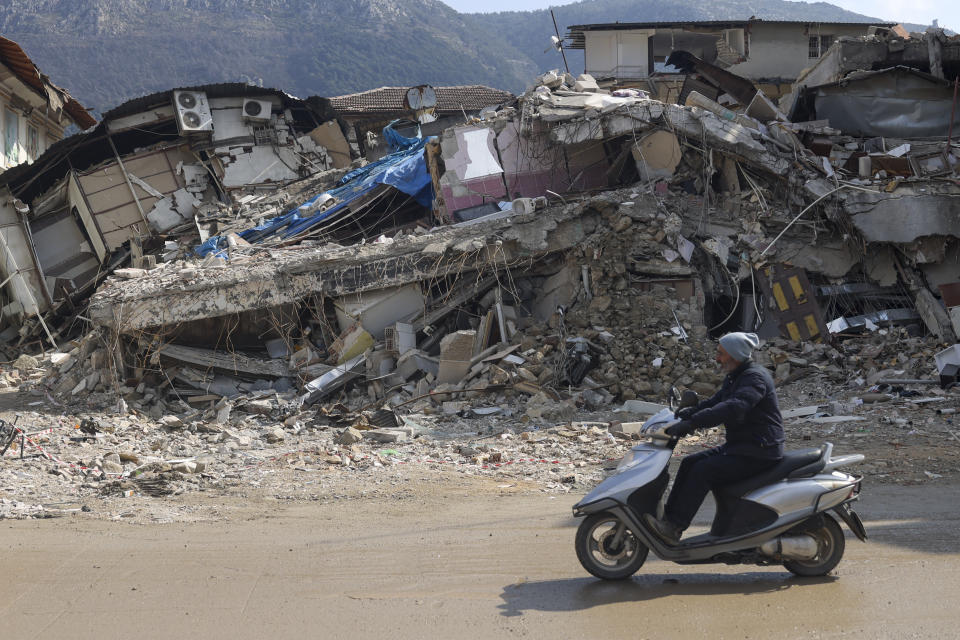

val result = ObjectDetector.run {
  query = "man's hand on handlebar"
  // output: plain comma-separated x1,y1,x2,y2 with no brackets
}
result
665,420,697,437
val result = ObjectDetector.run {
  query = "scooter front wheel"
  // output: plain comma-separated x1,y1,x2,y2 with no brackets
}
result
575,512,648,580
783,514,846,577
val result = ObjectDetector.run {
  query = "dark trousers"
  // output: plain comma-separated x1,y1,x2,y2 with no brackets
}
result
664,447,780,530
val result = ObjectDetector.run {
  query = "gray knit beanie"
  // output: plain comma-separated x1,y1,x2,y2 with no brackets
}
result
719,332,760,362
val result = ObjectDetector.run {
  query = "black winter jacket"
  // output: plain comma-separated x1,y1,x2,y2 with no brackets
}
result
689,360,785,459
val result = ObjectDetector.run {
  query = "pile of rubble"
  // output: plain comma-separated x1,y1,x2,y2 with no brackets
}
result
2,30,960,519
1,323,958,522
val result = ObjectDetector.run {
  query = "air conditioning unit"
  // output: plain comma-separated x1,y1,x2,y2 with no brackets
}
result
172,90,213,134
242,98,273,122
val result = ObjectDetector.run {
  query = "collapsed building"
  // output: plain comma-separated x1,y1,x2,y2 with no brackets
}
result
0,25,959,424
0,84,354,345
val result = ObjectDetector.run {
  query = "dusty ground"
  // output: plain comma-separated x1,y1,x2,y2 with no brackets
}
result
0,478,958,640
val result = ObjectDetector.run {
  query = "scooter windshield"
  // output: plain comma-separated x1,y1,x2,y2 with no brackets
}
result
642,408,676,432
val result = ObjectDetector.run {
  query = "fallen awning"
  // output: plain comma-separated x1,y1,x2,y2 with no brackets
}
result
801,66,960,138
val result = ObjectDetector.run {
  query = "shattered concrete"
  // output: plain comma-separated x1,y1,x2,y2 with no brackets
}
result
88,202,600,332
2,43,960,522
842,187,960,244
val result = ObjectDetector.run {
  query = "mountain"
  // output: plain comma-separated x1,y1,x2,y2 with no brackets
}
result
0,0,537,114
0,0,915,117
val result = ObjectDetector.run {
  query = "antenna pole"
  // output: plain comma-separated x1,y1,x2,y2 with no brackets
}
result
551,9,570,75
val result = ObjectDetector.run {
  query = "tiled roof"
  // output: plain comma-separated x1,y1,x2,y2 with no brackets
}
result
329,85,515,116
0,36,96,129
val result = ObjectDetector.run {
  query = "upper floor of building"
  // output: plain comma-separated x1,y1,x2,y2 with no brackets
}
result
566,19,895,84
0,35,95,171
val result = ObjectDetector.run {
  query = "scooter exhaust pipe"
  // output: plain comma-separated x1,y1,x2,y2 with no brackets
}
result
759,535,819,560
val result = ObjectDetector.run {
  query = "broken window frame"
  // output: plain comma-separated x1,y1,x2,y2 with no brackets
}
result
3,107,18,165
721,28,746,56
26,124,39,162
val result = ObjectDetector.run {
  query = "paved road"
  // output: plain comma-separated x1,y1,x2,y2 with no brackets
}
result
1,483,957,639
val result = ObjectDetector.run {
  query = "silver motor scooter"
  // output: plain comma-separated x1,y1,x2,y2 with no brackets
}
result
572,401,867,580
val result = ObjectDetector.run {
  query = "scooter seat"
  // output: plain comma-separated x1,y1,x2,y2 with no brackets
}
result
716,447,824,498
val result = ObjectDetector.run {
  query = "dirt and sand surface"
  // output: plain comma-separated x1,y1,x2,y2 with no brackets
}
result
1,467,958,640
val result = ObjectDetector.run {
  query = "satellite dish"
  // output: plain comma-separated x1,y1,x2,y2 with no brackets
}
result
404,85,437,111
421,86,437,109
544,35,563,53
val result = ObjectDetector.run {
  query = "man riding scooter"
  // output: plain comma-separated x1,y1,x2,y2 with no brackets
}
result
643,332,785,544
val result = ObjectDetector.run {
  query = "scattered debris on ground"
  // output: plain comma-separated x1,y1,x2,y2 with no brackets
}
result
2,26,960,521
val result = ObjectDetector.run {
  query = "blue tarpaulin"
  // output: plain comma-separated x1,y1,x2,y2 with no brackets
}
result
196,121,434,258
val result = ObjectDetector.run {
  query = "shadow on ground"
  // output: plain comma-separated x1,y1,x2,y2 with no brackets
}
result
498,572,835,616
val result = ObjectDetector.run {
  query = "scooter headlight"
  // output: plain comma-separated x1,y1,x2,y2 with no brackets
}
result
616,448,652,472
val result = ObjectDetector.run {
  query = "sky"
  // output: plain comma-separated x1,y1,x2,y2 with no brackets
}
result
441,0,957,32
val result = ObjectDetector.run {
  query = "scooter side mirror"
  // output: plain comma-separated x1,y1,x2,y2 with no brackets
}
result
679,390,699,408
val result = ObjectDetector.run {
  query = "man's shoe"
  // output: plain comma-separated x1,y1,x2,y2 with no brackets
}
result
643,513,681,544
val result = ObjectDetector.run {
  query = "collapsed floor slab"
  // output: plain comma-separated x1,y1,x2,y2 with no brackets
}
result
88,203,600,334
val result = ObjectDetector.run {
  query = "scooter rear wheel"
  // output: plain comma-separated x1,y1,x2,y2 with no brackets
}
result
783,514,846,577
575,512,648,580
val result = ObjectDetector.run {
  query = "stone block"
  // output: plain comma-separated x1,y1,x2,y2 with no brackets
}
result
336,427,364,445
439,330,476,362
262,427,285,443
610,421,646,436
574,74,600,92
365,429,408,443
437,359,471,385
244,399,274,416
